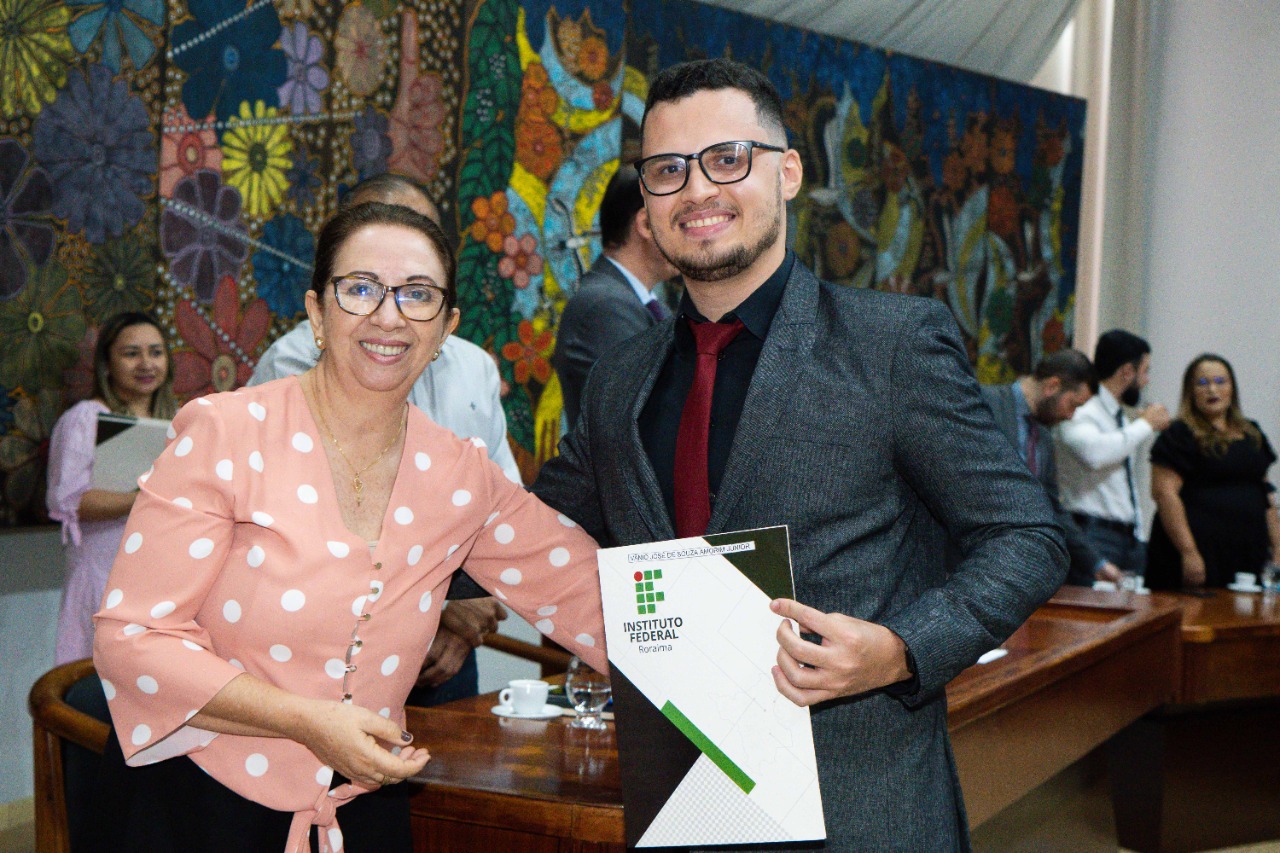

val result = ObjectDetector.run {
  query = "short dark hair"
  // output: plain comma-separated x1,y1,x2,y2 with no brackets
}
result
1093,329,1150,381
1033,348,1098,394
599,165,645,250
641,58,787,143
311,202,456,311
342,173,439,223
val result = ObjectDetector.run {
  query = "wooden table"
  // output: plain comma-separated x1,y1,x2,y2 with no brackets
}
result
1112,589,1280,853
405,589,1183,850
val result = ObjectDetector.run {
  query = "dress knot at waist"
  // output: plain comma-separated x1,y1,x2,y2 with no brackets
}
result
285,781,364,853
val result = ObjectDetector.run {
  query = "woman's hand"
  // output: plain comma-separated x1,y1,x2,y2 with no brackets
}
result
292,699,430,789
1181,551,1207,588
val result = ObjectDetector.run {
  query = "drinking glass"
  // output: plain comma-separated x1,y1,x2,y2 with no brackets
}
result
565,656,611,729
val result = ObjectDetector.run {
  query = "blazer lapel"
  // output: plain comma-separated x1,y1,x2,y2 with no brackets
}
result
708,265,819,533
614,324,676,541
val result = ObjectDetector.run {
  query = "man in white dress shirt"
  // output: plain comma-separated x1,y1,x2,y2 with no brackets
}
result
1056,330,1172,579
247,174,513,706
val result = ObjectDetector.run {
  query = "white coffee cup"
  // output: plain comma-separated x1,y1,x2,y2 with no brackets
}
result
499,679,549,715
1235,572,1258,588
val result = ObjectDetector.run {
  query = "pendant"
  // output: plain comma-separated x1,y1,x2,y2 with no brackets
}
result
353,473,364,506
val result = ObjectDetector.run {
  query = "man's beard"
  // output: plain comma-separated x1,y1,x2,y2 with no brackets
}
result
1120,379,1141,407
655,190,783,283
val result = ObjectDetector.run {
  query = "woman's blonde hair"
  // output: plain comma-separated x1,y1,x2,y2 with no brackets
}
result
94,312,178,419
1177,353,1259,456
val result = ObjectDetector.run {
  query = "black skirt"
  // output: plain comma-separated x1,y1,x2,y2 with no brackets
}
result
81,729,412,853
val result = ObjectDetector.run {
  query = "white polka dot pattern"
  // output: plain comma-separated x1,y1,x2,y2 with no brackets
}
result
494,524,514,544
251,512,274,528
166,423,177,440
229,659,245,670
380,655,399,676
470,437,487,448
174,497,193,509
137,675,158,694
327,828,343,851
394,507,413,525
535,619,554,635
485,512,500,526
215,460,234,481
223,600,242,623
270,644,292,662
537,605,557,616
324,659,345,679
122,623,145,636
549,547,570,567
150,601,175,619
245,753,268,777
281,590,306,612
418,591,432,612
101,679,116,700
351,595,367,617
316,765,333,787
131,725,151,746
451,489,471,506
182,640,203,651
576,634,596,647
327,541,349,558
174,436,194,457
297,484,319,504
248,402,266,421
124,532,142,553
368,580,383,602
249,451,264,472
499,568,522,586
189,538,215,559
407,545,423,566
246,546,265,568
446,544,459,557
291,432,313,452
139,468,152,484
557,513,577,527
414,452,430,470
105,589,123,609
378,707,391,718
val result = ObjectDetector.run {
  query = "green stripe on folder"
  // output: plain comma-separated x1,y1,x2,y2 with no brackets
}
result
660,701,756,794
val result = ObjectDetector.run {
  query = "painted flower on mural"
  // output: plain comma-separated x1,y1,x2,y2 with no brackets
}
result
501,320,553,386
990,122,1017,176
0,0,72,116
1041,313,1067,354
515,118,563,184
0,388,60,520
960,118,988,177
469,192,515,253
1036,127,1066,169
880,143,909,194
160,104,222,198
160,169,249,302
387,13,445,184
276,0,312,18
82,235,156,323
823,220,861,280
171,0,285,124
941,151,966,194
554,17,582,76
591,81,613,112
987,184,1019,239
361,0,396,19
278,20,328,116
576,36,608,82
497,234,542,291
0,137,55,300
0,259,86,390
32,63,154,244
62,326,97,405
66,0,163,73
221,99,292,219
173,274,269,397
286,147,321,209
351,107,392,180
334,3,387,98
519,63,558,119
253,214,312,319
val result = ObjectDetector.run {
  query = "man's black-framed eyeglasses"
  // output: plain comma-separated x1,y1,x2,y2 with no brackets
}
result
634,140,786,196
331,275,449,322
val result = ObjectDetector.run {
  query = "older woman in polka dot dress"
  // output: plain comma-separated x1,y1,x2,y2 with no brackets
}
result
90,203,607,853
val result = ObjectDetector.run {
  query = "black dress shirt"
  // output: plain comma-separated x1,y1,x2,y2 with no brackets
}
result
638,251,795,528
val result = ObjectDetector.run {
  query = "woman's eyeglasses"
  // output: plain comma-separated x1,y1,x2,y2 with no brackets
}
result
331,275,448,322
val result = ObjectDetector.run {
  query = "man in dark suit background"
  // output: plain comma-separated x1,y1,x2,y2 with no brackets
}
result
552,165,677,428
981,349,1115,586
533,58,1066,850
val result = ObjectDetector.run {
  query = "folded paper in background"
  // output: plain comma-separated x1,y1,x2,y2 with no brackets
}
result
597,525,825,847
92,414,171,492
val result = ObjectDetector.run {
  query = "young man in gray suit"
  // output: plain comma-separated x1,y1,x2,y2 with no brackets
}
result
981,349,1115,586
533,58,1066,850
552,164,677,428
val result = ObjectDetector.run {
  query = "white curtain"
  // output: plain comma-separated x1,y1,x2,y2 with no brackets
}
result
690,0,1081,83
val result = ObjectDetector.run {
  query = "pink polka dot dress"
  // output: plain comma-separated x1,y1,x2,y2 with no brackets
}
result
93,376,606,852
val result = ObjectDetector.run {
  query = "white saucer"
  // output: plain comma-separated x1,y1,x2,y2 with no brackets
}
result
491,704,561,720
1226,583,1263,593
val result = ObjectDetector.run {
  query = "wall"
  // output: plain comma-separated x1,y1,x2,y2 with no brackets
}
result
1137,0,1280,470
0,528,64,806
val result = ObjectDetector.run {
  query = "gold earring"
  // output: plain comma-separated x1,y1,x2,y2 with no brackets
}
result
315,337,325,350
432,350,441,361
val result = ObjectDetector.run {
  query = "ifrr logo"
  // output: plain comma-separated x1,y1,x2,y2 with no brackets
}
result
634,568,664,615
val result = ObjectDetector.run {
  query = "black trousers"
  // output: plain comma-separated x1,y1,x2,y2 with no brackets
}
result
81,730,411,853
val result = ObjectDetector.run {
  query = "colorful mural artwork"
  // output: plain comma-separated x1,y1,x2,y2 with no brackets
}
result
0,0,1084,524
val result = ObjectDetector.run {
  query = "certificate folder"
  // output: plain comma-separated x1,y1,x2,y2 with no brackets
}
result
92,413,171,491
598,526,825,847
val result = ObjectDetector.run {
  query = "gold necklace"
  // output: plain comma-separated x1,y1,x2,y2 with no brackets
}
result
310,379,407,506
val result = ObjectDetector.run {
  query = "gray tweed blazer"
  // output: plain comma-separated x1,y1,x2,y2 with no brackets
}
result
533,260,1066,852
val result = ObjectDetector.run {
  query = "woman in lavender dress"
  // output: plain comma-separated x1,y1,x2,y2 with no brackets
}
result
47,312,178,663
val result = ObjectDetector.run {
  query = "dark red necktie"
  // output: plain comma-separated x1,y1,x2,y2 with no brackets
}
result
674,318,745,538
